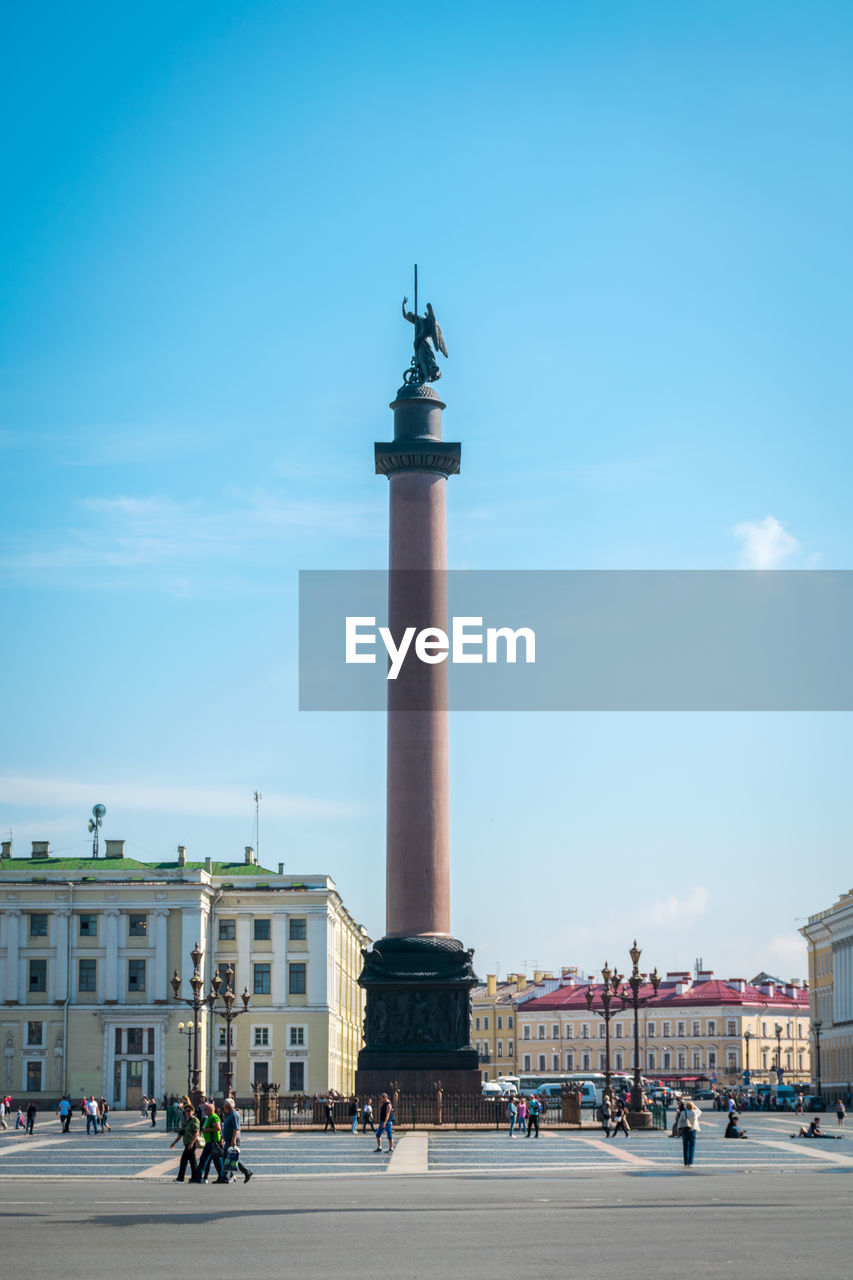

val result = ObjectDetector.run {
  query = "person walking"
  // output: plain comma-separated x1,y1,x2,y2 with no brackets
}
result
361,1098,374,1133
170,1101,202,1182
676,1098,701,1168
507,1095,518,1137
98,1097,111,1133
25,1101,37,1134
349,1098,359,1134
374,1093,393,1152
600,1095,613,1139
221,1098,253,1183
612,1101,631,1138
517,1096,528,1136
197,1102,225,1183
149,1096,158,1127
85,1096,99,1134
836,1098,846,1127
57,1096,72,1132
0,1097,7,1130
324,1098,336,1132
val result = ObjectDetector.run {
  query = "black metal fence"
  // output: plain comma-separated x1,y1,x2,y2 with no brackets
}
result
245,1093,584,1129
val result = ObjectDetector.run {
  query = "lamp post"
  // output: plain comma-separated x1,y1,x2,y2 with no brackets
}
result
585,962,623,1096
774,1023,783,1082
620,940,660,1127
744,1028,752,1086
207,964,251,1100
171,940,205,1111
813,1020,822,1100
178,1020,198,1095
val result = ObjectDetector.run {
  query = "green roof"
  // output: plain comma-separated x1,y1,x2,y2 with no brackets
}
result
0,857,279,876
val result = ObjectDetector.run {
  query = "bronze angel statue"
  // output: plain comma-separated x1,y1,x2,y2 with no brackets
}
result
402,297,448,384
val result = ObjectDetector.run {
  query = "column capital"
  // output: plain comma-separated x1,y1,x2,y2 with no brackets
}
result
53,908,72,919
151,907,171,918
2,908,23,918
102,907,122,917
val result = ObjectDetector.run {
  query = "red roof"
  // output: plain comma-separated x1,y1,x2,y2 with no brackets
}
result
520,977,809,1013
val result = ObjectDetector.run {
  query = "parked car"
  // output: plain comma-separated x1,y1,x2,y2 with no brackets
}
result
694,1089,715,1100
804,1095,826,1111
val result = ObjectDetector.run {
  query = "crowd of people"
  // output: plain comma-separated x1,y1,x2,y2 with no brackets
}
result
169,1095,254,1184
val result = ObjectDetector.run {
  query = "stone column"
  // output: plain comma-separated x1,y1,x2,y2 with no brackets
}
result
2,910,22,1004
376,384,460,938
51,910,71,1003
307,911,328,1007
103,909,121,1003
152,909,170,1003
272,913,288,1004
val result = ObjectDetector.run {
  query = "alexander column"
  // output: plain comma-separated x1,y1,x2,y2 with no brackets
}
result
355,275,480,1094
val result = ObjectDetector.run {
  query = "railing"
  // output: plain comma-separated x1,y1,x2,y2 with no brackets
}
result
247,1092,587,1129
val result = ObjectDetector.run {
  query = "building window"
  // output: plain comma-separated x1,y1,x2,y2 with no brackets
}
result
647,1052,656,1070
289,1026,305,1046
289,918,307,941
677,1022,685,1037
693,1021,701,1036
663,1052,671,1069
26,1061,43,1092
127,959,146,992
253,964,271,995
79,914,98,937
582,1053,590,1070
218,919,236,940
127,1028,145,1053
289,1062,305,1092
507,1040,513,1057
252,1062,269,1087
647,1022,655,1037
523,1054,531,1071
677,1052,685,1069
497,1016,503,1030
662,1022,671,1037
566,1053,574,1070
614,1053,623,1070
762,1050,768,1069
538,1024,545,1039
614,1023,623,1039
484,1016,489,1030
537,1054,546,1071
565,1024,573,1039
708,1052,716,1069
581,1024,589,1039
29,913,48,937
28,959,47,992
497,1041,503,1058
598,1052,605,1070
727,1020,737,1036
254,1027,270,1046
598,1024,606,1039
522,1025,531,1040
707,1020,716,1036
693,1052,701,1069
475,1017,480,1031
507,1016,513,1029
78,959,96,992
728,1051,738,1070
761,1021,768,1037
26,1021,43,1046
254,918,271,941
552,1024,559,1039
128,914,148,938
218,1026,233,1047
288,964,306,995
552,1054,560,1070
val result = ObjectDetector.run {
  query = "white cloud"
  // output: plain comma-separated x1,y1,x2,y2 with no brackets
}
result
642,884,709,926
0,776,369,821
766,932,808,977
733,515,801,569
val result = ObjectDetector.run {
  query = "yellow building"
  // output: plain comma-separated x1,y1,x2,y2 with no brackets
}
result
800,887,853,1103
471,969,577,1081
0,838,369,1104
516,969,810,1090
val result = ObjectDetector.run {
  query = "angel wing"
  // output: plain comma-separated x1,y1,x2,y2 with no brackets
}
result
426,303,448,358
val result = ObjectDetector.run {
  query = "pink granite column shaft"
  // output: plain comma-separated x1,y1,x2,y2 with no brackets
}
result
385,471,451,937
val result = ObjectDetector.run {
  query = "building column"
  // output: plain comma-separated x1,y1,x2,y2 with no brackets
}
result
51,909,71,1004
103,909,121,1003
2,911,22,1004
272,913,288,1005
236,915,251,995
307,911,328,1007
152,909,170,1003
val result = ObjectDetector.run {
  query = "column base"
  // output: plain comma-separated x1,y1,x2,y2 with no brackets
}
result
628,1110,655,1129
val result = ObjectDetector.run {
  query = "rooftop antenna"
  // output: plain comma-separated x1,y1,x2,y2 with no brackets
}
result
87,804,106,858
253,791,262,859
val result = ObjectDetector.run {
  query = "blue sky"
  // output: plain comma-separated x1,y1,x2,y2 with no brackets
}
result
3,2,852,982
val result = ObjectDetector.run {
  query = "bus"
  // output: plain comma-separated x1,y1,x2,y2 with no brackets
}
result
518,1071,642,1108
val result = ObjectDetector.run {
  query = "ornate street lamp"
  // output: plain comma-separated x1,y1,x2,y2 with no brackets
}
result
813,1020,822,1099
178,1020,199,1095
207,964,251,1100
585,962,623,1095
171,940,205,1111
619,940,660,1127
744,1028,753,1085
774,1023,783,1081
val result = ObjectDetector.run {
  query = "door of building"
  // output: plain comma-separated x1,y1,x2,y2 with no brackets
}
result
126,1060,144,1111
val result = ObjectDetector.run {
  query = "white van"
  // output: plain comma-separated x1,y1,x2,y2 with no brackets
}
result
531,1080,600,1110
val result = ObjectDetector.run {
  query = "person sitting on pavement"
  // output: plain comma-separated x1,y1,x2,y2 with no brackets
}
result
725,1114,748,1138
796,1117,823,1138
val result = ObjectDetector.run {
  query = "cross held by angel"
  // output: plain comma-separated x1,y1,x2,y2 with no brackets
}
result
402,296,448,384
